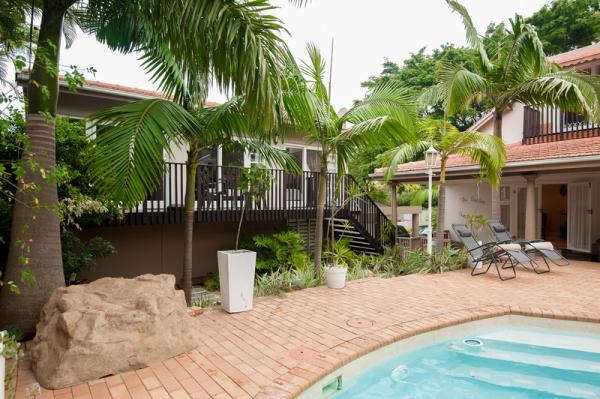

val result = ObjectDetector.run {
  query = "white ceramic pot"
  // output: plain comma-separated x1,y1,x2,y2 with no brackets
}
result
324,266,347,289
217,250,256,313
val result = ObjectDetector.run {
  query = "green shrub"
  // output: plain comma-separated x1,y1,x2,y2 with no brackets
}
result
243,230,311,272
62,230,116,283
254,267,325,297
323,237,355,268
203,277,220,292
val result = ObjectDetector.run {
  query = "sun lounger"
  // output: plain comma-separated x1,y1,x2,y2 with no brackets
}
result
488,220,569,269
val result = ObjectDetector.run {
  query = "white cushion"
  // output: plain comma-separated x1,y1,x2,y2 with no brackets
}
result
496,243,522,252
525,241,554,251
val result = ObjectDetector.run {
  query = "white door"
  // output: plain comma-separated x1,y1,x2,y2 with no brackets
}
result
567,182,592,252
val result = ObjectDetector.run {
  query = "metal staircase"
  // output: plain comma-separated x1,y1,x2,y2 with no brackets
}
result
327,218,380,255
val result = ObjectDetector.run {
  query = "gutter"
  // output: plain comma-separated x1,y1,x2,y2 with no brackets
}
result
15,72,161,101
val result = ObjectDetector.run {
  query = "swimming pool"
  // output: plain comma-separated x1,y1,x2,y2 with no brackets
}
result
300,316,600,399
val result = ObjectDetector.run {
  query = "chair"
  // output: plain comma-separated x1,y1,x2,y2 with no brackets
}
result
488,220,569,269
452,224,516,281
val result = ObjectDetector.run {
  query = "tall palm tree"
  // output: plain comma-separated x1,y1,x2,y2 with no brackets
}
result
382,119,506,252
0,0,291,337
285,43,418,268
435,0,600,219
89,97,299,304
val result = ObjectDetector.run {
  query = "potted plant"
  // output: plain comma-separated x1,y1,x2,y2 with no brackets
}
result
218,165,271,313
322,182,361,289
323,236,355,289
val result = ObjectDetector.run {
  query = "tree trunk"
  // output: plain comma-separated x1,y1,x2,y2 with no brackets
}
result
313,160,328,269
0,4,72,338
491,109,504,221
182,150,199,306
435,158,447,253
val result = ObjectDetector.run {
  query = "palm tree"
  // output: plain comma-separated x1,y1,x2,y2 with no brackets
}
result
0,0,291,337
285,43,418,268
435,0,600,218
89,98,299,304
382,119,506,252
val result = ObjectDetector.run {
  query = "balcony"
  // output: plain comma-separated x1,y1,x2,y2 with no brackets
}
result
523,105,600,144
114,163,394,251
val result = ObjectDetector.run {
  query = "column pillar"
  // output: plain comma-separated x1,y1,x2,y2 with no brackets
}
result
524,174,537,240
390,182,398,243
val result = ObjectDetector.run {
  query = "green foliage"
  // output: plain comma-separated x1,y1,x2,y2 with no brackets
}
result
526,0,600,55
324,237,355,268
253,243,468,298
356,245,467,277
361,45,489,131
398,184,439,208
61,230,116,283
243,230,311,272
254,267,325,297
202,277,220,292
463,213,489,241
438,1,600,128
1,329,20,399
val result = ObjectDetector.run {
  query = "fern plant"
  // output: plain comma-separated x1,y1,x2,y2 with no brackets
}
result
246,230,311,272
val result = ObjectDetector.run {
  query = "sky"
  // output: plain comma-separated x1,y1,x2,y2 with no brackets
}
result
55,0,549,109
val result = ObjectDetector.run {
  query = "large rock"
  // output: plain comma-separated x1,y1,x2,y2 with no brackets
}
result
30,274,202,389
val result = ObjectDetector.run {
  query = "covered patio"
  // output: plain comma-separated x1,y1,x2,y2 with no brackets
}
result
371,136,600,259
12,261,600,399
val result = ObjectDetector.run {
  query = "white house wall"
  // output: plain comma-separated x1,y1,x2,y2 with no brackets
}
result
476,104,525,144
445,180,493,241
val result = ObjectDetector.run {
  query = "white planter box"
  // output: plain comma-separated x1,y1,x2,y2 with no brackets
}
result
324,266,347,289
218,250,256,313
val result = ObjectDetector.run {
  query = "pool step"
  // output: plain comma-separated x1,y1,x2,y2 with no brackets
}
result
453,344,600,375
446,364,600,399
477,329,600,355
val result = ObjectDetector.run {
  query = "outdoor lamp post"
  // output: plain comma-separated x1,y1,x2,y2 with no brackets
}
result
425,144,438,255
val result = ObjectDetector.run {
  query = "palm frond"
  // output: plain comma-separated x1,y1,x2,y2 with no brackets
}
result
81,0,290,130
89,99,198,204
379,141,429,181
513,71,600,120
438,61,488,115
445,0,491,71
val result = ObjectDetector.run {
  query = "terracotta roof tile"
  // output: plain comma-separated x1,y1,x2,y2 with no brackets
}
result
19,70,221,105
58,76,220,106
549,43,600,67
374,136,600,175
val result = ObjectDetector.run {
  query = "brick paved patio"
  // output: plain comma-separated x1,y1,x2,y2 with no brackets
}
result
11,260,600,399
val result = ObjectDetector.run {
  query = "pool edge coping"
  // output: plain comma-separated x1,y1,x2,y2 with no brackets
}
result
258,305,600,398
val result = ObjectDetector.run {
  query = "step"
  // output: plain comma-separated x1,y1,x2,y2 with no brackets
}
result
454,343,600,375
446,364,600,398
333,228,361,236
478,329,600,355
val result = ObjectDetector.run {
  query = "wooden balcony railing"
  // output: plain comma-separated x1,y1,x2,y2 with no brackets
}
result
523,105,600,144
117,164,394,251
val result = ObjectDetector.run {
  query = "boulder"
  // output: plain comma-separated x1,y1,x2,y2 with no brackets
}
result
30,274,202,389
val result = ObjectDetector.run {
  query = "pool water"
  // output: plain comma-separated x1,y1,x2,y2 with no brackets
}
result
336,327,600,398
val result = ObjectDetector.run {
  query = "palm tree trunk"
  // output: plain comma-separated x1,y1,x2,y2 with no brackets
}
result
182,148,199,306
0,3,73,338
491,109,504,221
313,160,328,269
435,158,447,253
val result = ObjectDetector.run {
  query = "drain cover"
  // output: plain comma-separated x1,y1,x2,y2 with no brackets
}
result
346,317,375,328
